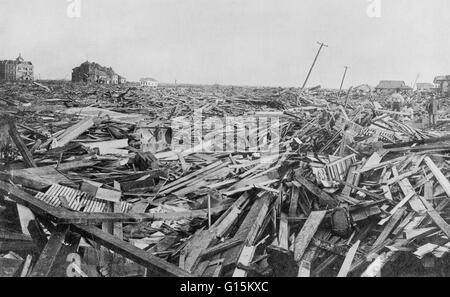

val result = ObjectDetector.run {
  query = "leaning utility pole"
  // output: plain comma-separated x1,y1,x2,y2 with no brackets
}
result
301,41,328,89
339,66,349,93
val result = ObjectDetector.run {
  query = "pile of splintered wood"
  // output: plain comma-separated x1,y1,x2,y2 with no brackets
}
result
1,81,450,277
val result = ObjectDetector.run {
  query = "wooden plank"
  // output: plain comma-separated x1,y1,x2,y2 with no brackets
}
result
393,167,426,213
0,241,37,253
182,229,217,272
95,187,121,203
5,118,36,168
293,211,326,262
289,187,299,217
357,156,405,173
424,157,450,199
342,165,361,197
0,166,77,190
297,259,312,277
0,230,32,242
0,180,228,224
214,193,250,238
223,179,279,196
312,254,338,276
53,117,95,148
20,255,33,277
221,194,271,269
232,245,256,277
381,185,393,201
113,181,123,240
200,239,244,260
16,203,35,236
71,225,192,277
211,259,224,277
372,207,405,249
29,225,69,277
385,168,420,186
349,239,394,273
81,139,129,155
424,181,433,201
0,180,78,222
1,118,43,239
297,244,319,277
378,192,414,225
294,173,338,208
160,161,223,194
62,208,222,224
56,160,99,172
278,213,289,250
339,181,386,201
417,195,450,239
405,227,438,241
337,240,360,277
361,251,396,277
392,212,415,236
361,152,382,171
27,218,49,253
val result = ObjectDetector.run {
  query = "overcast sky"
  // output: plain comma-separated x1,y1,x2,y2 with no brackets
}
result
0,0,449,88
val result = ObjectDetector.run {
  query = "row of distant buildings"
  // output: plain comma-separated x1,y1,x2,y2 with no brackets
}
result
374,77,450,95
0,54,158,88
3,54,450,94
72,61,158,88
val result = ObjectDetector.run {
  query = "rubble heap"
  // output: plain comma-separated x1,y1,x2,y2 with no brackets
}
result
1,81,450,277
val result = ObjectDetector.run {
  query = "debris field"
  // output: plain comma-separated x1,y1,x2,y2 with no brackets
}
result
1,80,450,277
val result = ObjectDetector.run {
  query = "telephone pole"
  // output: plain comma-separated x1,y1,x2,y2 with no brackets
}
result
301,41,328,89
339,66,349,93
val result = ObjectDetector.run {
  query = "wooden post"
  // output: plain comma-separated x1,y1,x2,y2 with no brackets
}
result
339,66,349,94
301,42,328,89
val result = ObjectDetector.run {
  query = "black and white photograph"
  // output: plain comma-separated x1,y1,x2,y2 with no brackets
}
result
0,0,450,284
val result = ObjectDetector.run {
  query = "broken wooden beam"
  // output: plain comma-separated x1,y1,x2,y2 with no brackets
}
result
52,117,95,148
294,173,338,208
424,156,450,199
71,225,192,277
372,207,406,249
29,225,69,277
200,239,244,260
3,117,37,168
294,211,326,262
337,240,360,277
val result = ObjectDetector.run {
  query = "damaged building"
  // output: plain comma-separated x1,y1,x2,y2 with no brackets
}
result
72,61,126,84
434,75,450,96
0,54,34,81
416,82,435,93
375,80,412,94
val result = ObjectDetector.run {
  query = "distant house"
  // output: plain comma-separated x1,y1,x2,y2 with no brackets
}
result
0,54,34,81
118,75,127,84
140,78,158,88
416,82,435,92
72,61,126,85
375,80,412,94
434,75,450,95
